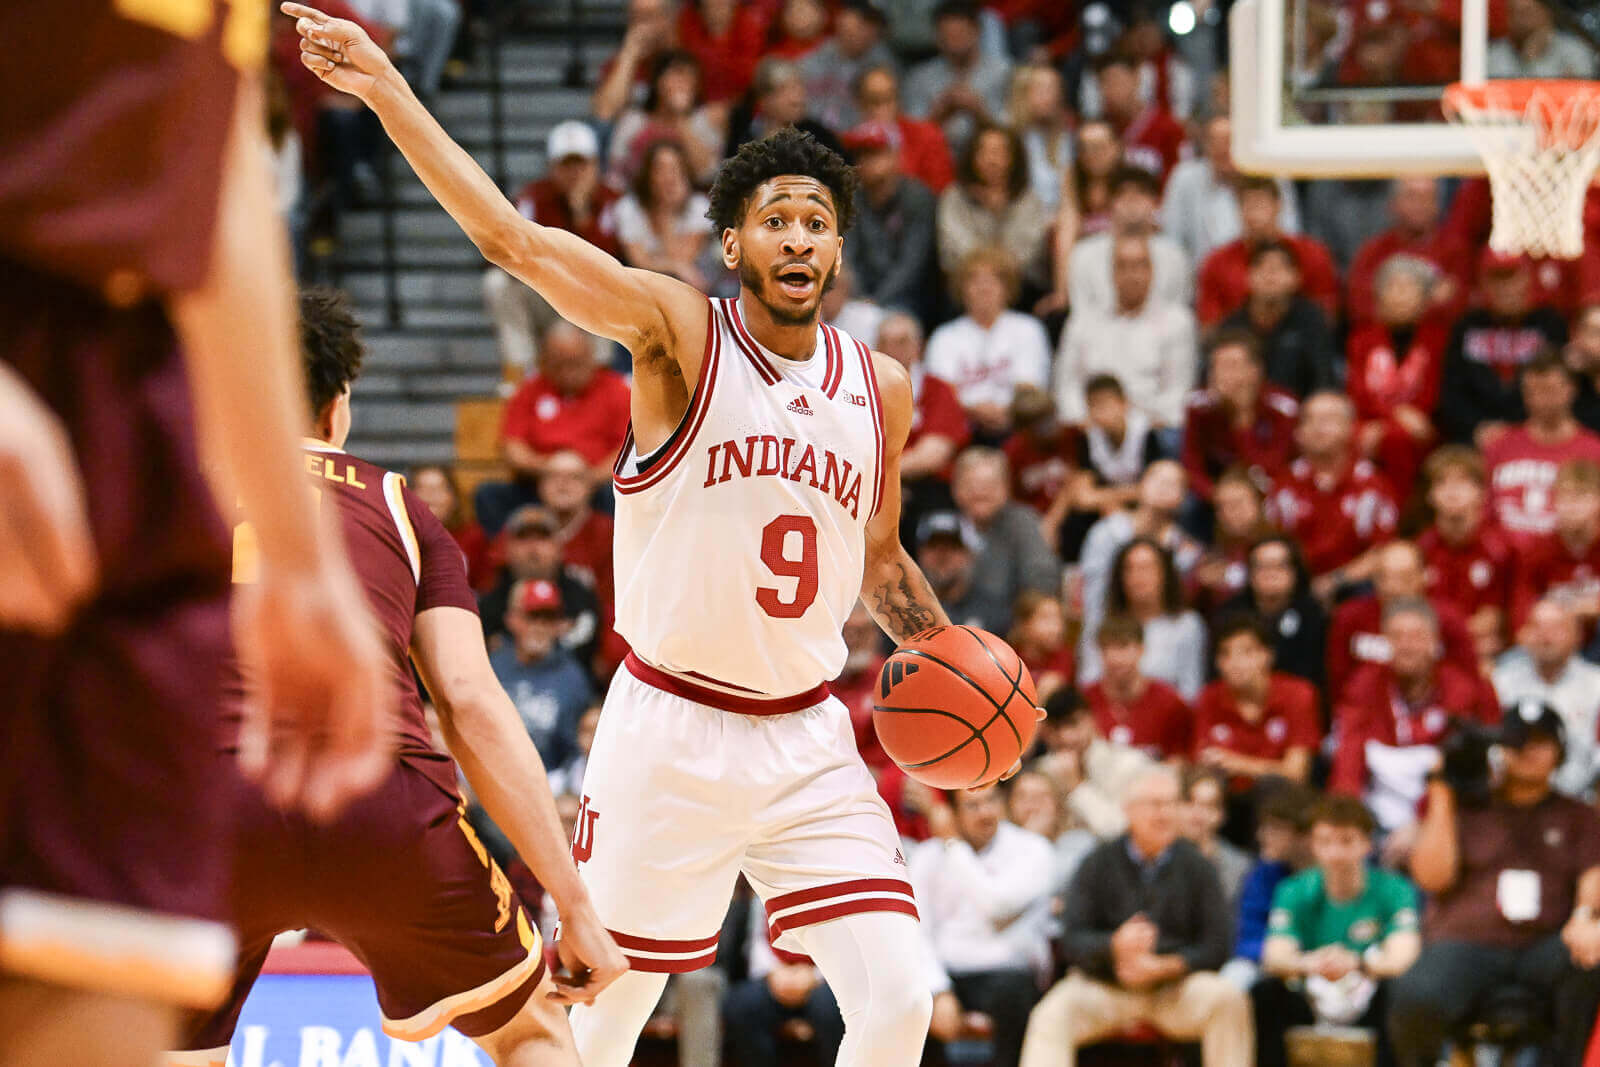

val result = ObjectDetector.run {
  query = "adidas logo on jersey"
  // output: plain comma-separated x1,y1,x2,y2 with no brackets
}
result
787,394,814,415
893,848,907,867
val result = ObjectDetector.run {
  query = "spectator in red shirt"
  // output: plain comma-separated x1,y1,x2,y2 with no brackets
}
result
1196,177,1341,328
1436,250,1570,446
1092,53,1186,186
1330,598,1500,842
879,310,970,543
1417,446,1518,660
1267,392,1401,592
1193,614,1320,843
474,320,632,536
483,122,621,377
675,0,772,104
1008,589,1074,704
409,463,495,594
1216,241,1340,401
1003,384,1081,553
1348,255,1449,500
1512,458,1600,635
1082,614,1194,762
763,0,830,60
852,64,956,194
1327,540,1481,700
1485,352,1600,540
1346,177,1466,327
534,449,624,677
1180,328,1300,503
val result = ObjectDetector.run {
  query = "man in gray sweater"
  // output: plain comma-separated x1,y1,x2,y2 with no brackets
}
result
1019,767,1253,1067
842,119,938,321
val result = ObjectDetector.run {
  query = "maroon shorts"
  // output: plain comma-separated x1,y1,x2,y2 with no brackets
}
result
183,753,545,1052
0,262,237,1008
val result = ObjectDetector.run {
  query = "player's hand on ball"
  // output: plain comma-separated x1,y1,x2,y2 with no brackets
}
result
549,900,627,1005
0,364,97,633
281,2,394,102
235,555,394,821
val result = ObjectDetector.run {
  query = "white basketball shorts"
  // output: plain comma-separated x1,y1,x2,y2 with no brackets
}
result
570,653,918,972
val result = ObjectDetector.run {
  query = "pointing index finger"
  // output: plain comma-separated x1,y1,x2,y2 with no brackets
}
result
280,2,326,21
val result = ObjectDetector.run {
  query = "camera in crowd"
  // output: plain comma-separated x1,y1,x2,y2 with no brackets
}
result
1432,702,1570,807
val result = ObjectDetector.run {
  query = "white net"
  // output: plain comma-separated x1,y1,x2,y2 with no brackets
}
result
1444,81,1600,259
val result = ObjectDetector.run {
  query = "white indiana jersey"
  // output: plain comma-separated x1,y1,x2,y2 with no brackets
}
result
612,295,887,697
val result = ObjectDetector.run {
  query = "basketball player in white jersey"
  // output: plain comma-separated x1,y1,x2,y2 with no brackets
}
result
285,7,1007,1063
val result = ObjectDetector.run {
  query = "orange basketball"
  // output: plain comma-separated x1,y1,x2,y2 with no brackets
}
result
872,625,1039,790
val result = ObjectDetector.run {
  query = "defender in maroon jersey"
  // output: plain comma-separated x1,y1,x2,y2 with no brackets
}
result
173,292,624,1067
0,4,389,1062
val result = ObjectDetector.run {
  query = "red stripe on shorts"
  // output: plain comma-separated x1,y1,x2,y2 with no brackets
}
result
768,897,920,938
608,930,721,953
624,949,720,973
764,878,916,918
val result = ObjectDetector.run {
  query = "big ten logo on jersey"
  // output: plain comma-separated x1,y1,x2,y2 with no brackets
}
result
840,389,869,408
114,0,267,70
571,794,600,864
701,434,863,519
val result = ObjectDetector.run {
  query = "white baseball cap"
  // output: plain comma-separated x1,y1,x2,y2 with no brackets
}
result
547,120,600,162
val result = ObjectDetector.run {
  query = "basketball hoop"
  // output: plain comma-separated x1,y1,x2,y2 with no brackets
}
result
1443,80,1600,259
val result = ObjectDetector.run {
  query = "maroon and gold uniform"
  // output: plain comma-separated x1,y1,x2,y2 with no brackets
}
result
181,445,546,1055
0,0,261,1008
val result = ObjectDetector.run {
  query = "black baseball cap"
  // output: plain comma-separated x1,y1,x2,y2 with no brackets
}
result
1500,699,1568,758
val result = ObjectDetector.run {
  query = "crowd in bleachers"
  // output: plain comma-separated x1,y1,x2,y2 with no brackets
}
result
365,0,1600,1063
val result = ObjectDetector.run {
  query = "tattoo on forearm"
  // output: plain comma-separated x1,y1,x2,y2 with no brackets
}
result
867,559,946,643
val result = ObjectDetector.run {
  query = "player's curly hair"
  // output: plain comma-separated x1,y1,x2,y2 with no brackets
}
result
299,286,365,418
706,126,858,235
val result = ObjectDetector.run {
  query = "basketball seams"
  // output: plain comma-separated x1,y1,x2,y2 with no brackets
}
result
955,626,1029,752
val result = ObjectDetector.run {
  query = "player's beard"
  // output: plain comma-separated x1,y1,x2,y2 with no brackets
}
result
740,257,838,327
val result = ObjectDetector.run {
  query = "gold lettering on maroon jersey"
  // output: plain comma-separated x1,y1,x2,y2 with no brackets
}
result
456,804,514,933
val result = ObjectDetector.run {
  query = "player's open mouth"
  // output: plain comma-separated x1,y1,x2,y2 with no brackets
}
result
775,266,815,299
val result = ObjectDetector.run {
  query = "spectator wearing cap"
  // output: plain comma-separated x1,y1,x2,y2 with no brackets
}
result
912,784,1056,1067
1389,700,1600,1067
1020,767,1250,1067
479,505,604,675
1181,330,1299,505
605,49,724,188
799,0,896,133
1055,233,1197,441
1034,688,1156,842
951,448,1060,635
1085,52,1187,186
1220,536,1328,690
1347,178,1466,328
843,119,938,319
1078,461,1203,671
1059,166,1192,318
1160,115,1301,267
915,510,1006,631
1483,353,1600,540
1437,249,1570,446
674,0,770,104
1255,796,1420,1067
1326,540,1480,704
1510,458,1600,637
852,64,955,193
1330,598,1501,842
1197,177,1340,329
489,577,595,770
724,55,846,160
878,312,970,541
1416,446,1517,651
937,122,1053,295
473,320,631,537
613,139,719,293
1495,598,1600,798
1488,0,1599,78
1267,392,1400,590
901,0,1012,156
1082,615,1194,765
1217,240,1340,401
924,249,1052,443
1347,255,1449,499
482,122,620,377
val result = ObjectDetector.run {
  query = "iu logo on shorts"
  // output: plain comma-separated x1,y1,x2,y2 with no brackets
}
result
571,794,600,864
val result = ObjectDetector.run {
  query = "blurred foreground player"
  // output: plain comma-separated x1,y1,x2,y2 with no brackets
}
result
169,291,624,1067
0,4,390,1063
278,5,1048,1065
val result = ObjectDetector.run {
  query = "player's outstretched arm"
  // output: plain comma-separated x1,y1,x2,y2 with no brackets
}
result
860,355,951,644
171,76,391,822
411,606,627,1004
281,3,706,359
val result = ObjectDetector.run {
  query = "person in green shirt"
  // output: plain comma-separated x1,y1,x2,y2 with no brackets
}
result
1254,794,1421,1067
